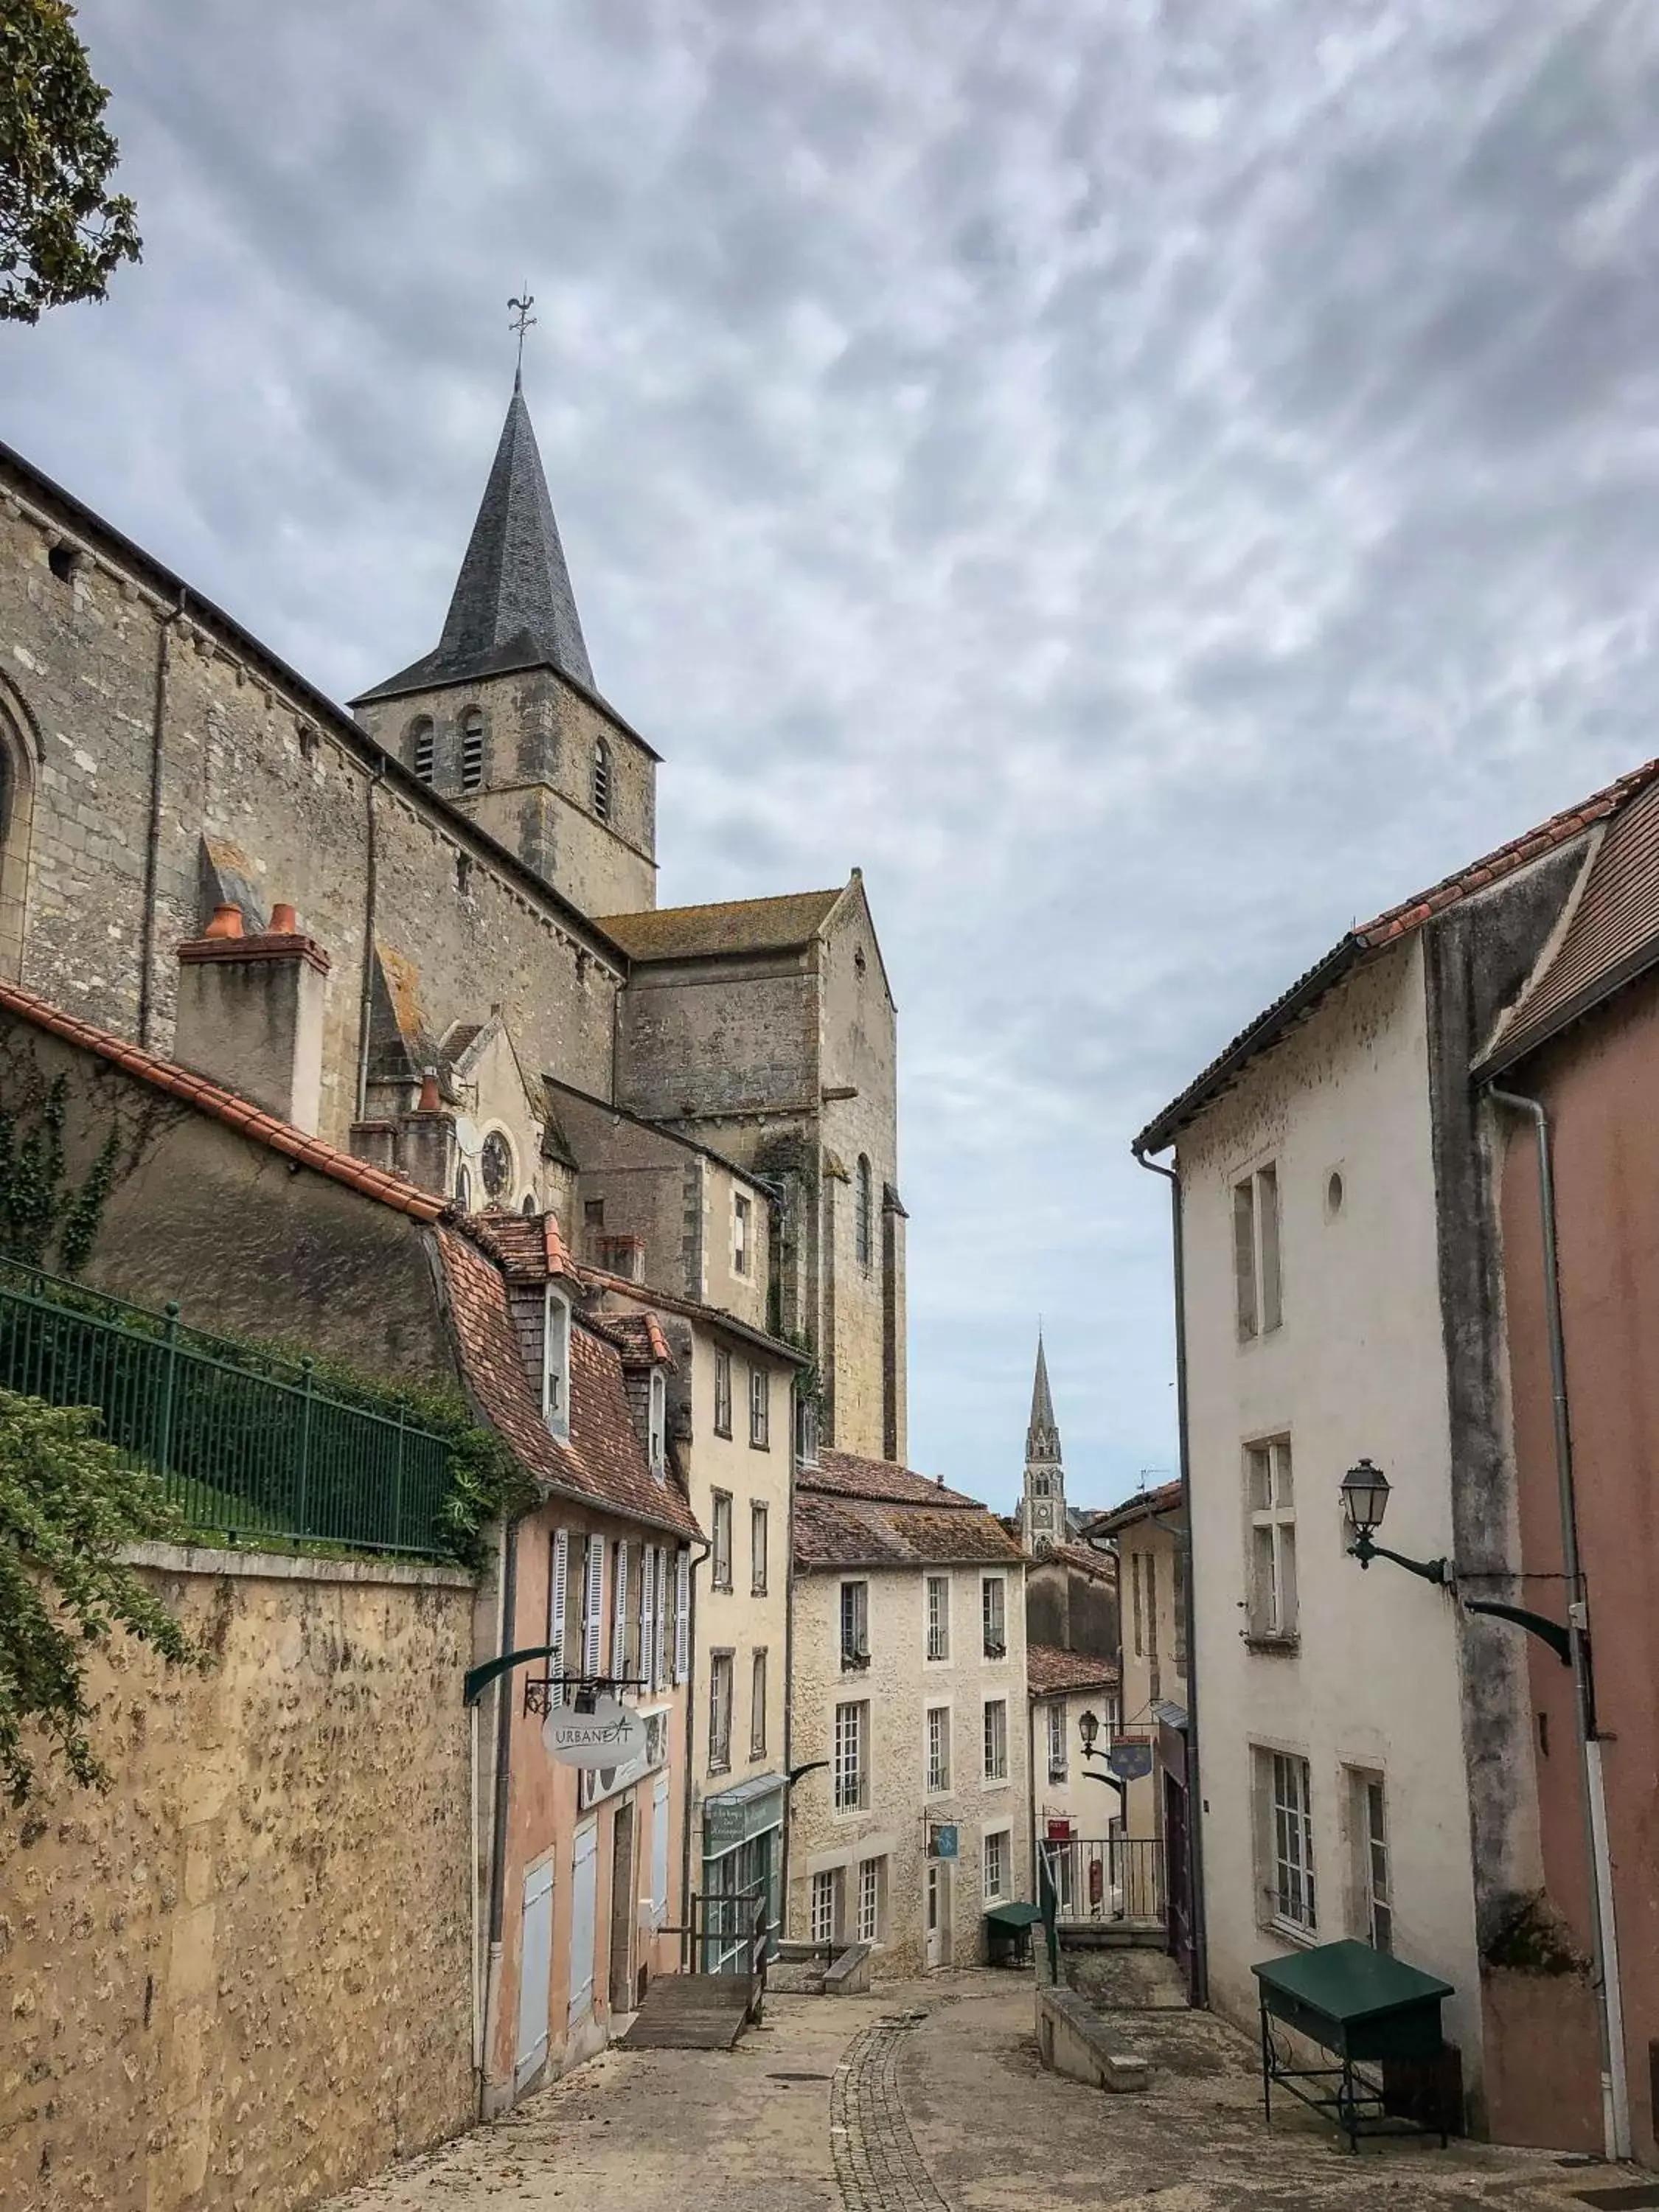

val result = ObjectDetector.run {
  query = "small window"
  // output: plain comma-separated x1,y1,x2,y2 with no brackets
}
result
542,1287,571,1439
840,1579,870,1669
480,1129,513,1202
748,1367,770,1450
709,1651,734,1773
585,1197,605,1226
794,1391,819,1470
925,1704,950,1794
714,1348,733,1437
751,1501,768,1595
750,1648,768,1759
733,1192,751,1277
982,1698,1009,1783
711,1491,733,1590
409,716,436,783
521,1192,538,1217
810,1867,841,1944
981,1574,1006,1659
1234,1162,1282,1338
1326,1169,1345,1218
1350,1770,1392,1954
455,1164,473,1210
1246,1436,1297,1641
592,736,612,821
858,1855,883,1944
460,707,484,792
833,1701,868,1812
47,541,80,583
854,945,867,979
1258,1747,1316,1935
925,1574,950,1662
455,850,473,899
1047,1702,1068,1782
855,1156,873,1273
648,1368,667,1480
983,1828,1009,1903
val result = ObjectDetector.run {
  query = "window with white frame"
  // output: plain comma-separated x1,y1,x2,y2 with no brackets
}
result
1234,1161,1282,1338
733,1192,751,1276
1130,1548,1145,1657
840,1579,870,1669
794,1390,819,1469
647,1368,667,1479
925,1704,950,1794
1349,1770,1392,1955
712,1491,733,1590
925,1573,950,1661
714,1347,733,1436
984,1827,1009,1902
748,1366,770,1449
982,1697,1009,1783
1246,1436,1297,1639
858,1856,883,1944
1256,1747,1316,1935
810,1868,841,1944
981,1574,1006,1658
834,1701,868,1812
709,1651,734,1773
751,1501,768,1595
542,1288,571,1439
750,1649,768,1759
1046,1702,1068,1782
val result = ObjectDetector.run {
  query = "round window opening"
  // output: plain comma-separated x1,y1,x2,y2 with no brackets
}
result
481,1130,514,1202
1326,1169,1345,1216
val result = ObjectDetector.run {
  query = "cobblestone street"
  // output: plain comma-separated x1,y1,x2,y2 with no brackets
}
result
319,1970,1627,2212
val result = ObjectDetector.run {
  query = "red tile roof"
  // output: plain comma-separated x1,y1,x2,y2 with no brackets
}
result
1084,1481,1183,1539
793,1489,1026,1571
803,1447,984,1511
1033,1540,1119,1588
1135,756,1659,1152
466,1208,581,1283
1026,1643,1119,1698
437,1228,700,1541
585,1271,808,1367
0,976,447,1220
603,1310,675,1371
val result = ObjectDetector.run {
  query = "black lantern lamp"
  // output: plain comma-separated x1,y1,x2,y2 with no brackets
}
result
1340,1458,1450,1585
1078,1708,1100,1756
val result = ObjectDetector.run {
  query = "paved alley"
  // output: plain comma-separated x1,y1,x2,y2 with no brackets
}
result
319,1970,1630,2212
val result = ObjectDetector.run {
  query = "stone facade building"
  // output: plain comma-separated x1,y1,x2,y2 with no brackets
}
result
787,1450,1029,1975
0,379,902,1461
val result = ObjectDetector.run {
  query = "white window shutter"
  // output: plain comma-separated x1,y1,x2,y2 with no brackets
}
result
653,1546,668,1691
675,1550,690,1683
611,1542,629,1677
583,1537,605,1677
637,1545,655,1689
549,1529,568,1707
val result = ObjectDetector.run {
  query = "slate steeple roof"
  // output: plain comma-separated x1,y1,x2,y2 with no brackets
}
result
355,375,594,704
1026,1333,1061,1464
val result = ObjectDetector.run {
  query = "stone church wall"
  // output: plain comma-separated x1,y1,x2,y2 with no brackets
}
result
0,470,621,1147
0,1547,478,2212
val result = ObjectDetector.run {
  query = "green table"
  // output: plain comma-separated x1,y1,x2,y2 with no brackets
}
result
1253,1941,1455,2153
984,1901,1043,1969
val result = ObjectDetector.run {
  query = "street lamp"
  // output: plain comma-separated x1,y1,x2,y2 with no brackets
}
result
1078,1708,1100,1756
1339,1458,1451,1585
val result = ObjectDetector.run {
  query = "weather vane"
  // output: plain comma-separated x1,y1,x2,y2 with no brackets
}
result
508,288,536,378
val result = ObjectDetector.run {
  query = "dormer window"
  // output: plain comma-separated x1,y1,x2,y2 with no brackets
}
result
648,1368,667,1480
592,737,612,821
460,708,484,793
543,1287,571,1440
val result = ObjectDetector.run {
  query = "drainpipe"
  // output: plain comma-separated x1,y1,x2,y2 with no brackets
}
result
479,1503,534,2117
136,587,187,1046
1488,1086,1630,2163
1131,1141,1208,2009
355,758,386,1124
678,1534,713,1965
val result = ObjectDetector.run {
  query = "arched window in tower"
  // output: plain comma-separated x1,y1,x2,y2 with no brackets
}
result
592,736,612,822
409,716,436,785
0,696,35,980
459,708,484,792
855,1155,874,1273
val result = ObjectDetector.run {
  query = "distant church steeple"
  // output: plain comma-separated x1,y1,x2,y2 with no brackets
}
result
357,377,594,703
1020,1332,1066,1553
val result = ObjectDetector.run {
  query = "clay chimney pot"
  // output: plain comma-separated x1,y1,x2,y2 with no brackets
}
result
417,1071,441,1114
203,902,244,940
269,902,299,935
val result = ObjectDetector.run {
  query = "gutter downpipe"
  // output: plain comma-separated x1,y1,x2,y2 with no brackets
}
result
1488,1086,1630,2164
137,587,187,1047
1132,1141,1208,2009
679,1533,713,1968
479,1503,534,2119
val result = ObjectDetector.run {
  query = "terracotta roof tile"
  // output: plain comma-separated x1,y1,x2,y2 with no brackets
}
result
1026,1643,1120,1697
0,977,447,1221
604,1311,675,1370
1033,1540,1119,1589
586,1271,807,1367
802,1446,984,1511
1083,1481,1184,1539
437,1228,700,1542
595,888,844,964
793,1471,1023,1571
465,1208,582,1284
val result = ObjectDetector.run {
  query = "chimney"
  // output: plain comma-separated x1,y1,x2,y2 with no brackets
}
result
174,901,330,1133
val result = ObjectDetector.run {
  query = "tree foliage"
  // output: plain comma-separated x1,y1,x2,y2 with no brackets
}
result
0,1389,201,1806
1,0,140,324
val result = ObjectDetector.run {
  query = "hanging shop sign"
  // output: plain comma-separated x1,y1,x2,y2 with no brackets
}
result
542,1696,649,1770
1106,1736,1155,1782
928,1823,959,1862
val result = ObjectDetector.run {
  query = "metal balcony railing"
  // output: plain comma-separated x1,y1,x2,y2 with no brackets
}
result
0,1257,454,1557
1038,1834,1165,1926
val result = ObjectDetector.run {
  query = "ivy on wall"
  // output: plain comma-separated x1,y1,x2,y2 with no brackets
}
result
0,1072,119,1276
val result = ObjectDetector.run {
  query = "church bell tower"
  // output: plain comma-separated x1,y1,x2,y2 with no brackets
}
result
1020,1333,1066,1553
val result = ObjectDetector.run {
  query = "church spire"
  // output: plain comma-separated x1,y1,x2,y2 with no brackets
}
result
355,378,594,703
1027,1332,1060,1463
1020,1331,1065,1553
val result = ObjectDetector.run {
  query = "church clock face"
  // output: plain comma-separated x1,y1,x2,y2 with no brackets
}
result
1033,1503,1052,1528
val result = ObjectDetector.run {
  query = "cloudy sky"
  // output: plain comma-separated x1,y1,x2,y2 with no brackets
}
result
8,1,1659,1510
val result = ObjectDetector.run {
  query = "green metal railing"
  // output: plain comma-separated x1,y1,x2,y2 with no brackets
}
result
0,1257,454,1557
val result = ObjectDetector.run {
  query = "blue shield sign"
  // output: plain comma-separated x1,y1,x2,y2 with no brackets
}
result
929,1823,959,1861
1107,1739,1155,1782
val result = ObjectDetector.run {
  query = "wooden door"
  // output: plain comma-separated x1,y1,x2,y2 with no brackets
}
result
568,1821,597,2023
515,1858,554,2089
